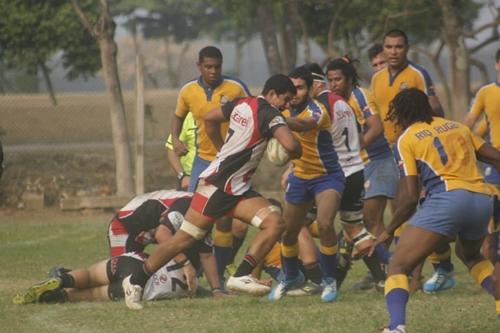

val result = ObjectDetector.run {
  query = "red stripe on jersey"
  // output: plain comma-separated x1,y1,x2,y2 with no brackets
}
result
247,97,262,147
327,92,343,119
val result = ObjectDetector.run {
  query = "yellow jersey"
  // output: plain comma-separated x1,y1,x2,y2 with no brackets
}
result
395,117,490,196
283,98,341,179
174,76,250,161
371,61,436,144
468,82,500,149
348,87,392,163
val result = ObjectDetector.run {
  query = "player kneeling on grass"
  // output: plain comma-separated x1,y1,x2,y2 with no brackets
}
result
121,74,301,309
368,88,500,333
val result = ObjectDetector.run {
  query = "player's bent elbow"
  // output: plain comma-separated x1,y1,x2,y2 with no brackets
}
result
287,141,302,160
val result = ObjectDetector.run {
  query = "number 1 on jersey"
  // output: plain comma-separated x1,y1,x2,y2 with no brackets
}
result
341,127,351,152
433,137,448,165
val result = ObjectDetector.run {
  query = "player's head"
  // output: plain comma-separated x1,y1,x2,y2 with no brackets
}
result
387,88,433,130
383,29,409,69
326,56,360,98
261,74,296,111
303,62,326,97
368,43,387,73
197,46,223,87
288,66,313,107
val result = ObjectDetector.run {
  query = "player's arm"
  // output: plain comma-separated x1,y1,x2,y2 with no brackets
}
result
476,144,500,172
286,117,317,131
154,224,191,264
385,175,419,234
361,114,383,148
204,107,226,152
171,115,188,156
429,95,444,117
464,89,484,129
166,135,189,190
273,126,302,160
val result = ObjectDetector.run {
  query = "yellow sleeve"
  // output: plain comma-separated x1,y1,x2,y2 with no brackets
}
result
469,89,485,118
396,135,417,176
174,89,189,118
470,130,486,151
474,117,488,138
364,89,379,116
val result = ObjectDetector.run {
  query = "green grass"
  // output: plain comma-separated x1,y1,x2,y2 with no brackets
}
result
0,211,498,333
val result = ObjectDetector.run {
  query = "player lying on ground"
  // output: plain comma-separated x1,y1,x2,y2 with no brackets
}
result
121,74,301,309
368,88,500,333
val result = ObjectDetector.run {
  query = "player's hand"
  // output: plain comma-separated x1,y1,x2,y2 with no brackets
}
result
173,138,189,156
180,176,190,191
368,230,391,257
183,263,197,295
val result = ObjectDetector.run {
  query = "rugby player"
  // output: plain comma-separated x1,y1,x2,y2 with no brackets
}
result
122,74,301,309
306,62,387,289
463,49,500,316
369,88,500,332
166,112,196,191
268,66,344,303
13,206,223,305
169,46,251,286
368,43,387,73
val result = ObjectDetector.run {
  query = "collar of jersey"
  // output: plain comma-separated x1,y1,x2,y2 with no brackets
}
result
197,76,224,100
388,61,409,86
290,98,312,116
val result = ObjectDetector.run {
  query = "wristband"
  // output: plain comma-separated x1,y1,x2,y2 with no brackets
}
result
177,172,185,180
183,260,191,267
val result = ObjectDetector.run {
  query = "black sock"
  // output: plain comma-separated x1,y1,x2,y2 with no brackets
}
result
362,255,386,282
129,264,151,287
303,263,322,285
231,236,245,262
60,273,75,288
234,254,257,277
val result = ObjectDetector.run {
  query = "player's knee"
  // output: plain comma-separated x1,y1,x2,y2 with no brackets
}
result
179,219,207,241
260,212,285,235
252,205,282,229
316,219,334,235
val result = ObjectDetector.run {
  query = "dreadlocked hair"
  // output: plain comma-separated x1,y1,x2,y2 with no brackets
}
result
386,88,433,130
326,55,361,88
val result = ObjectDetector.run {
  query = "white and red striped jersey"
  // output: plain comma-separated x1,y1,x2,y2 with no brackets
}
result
317,90,364,177
200,96,287,195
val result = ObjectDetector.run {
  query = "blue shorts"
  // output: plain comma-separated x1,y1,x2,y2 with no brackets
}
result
285,171,345,204
409,190,492,240
363,156,399,199
188,156,211,192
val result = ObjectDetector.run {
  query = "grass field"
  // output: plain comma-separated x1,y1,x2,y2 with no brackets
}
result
1,210,499,333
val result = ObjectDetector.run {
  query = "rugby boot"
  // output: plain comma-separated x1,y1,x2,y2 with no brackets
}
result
13,278,62,304
320,277,338,302
268,271,305,301
226,274,271,296
122,275,144,310
423,267,455,294
380,325,406,333
286,280,322,296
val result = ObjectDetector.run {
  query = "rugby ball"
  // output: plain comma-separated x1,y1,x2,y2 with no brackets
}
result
267,138,290,166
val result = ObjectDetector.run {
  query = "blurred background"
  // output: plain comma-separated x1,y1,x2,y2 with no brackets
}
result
0,0,498,209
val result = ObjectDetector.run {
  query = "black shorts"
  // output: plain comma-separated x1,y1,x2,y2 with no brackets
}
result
106,253,146,300
191,183,261,220
339,170,364,213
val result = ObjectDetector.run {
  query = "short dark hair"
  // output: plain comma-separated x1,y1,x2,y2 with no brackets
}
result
198,46,223,63
387,88,433,130
384,29,409,45
303,63,325,81
261,74,297,95
368,43,384,61
326,56,360,88
496,49,500,63
288,66,314,88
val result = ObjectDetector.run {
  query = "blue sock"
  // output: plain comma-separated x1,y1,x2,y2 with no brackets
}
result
481,276,494,296
386,288,409,329
281,255,299,280
319,246,337,280
437,258,454,273
375,244,391,264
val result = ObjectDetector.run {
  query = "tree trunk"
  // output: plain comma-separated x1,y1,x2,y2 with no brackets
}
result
438,0,470,119
163,37,177,88
175,41,190,87
256,2,282,75
288,0,310,63
279,2,297,72
38,61,57,106
98,30,134,196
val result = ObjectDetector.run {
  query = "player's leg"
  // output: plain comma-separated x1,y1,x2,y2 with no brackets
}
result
456,236,494,295
492,231,500,317
423,241,456,293
363,196,387,237
315,188,342,302
384,225,445,331
213,216,233,286
228,218,249,274
226,195,285,295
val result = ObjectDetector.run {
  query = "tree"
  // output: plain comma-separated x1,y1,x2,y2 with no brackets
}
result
0,1,100,105
71,0,134,197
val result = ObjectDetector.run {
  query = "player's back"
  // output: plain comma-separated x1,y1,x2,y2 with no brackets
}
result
396,117,488,195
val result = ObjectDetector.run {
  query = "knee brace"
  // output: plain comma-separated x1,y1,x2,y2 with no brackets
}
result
351,227,375,258
251,205,281,228
179,220,207,240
